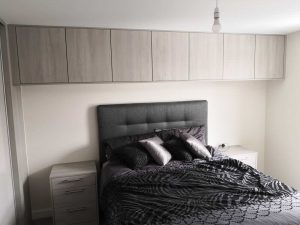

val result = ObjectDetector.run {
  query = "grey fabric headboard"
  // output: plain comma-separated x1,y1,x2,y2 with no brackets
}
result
97,100,208,166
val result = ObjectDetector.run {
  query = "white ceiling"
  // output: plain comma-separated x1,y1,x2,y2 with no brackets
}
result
1,0,300,34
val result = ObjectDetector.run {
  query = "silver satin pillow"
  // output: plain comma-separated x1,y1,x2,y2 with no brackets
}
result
180,132,212,159
139,136,172,166
139,136,164,145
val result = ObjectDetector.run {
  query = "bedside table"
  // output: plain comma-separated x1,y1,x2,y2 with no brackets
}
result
222,145,258,169
50,161,99,225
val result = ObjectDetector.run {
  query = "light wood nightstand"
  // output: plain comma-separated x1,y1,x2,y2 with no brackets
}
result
222,145,258,169
50,161,99,225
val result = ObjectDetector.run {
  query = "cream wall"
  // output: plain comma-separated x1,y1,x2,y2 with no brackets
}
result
22,81,267,212
265,32,300,190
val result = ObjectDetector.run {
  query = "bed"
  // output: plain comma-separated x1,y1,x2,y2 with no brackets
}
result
97,101,300,225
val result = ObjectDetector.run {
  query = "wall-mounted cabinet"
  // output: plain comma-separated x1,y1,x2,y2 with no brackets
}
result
189,33,223,80
66,28,112,83
223,34,255,80
152,32,189,81
111,30,152,82
255,35,285,79
16,27,68,84
8,25,286,85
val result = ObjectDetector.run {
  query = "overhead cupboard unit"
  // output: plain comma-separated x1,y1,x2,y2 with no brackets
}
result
7,25,286,85
111,30,152,82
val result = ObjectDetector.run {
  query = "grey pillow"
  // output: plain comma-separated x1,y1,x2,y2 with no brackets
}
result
180,132,212,160
139,136,171,166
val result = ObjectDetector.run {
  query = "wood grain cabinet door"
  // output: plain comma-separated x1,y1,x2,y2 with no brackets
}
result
66,28,112,82
255,35,285,79
223,34,255,80
189,33,223,80
152,32,189,81
111,30,152,82
16,26,68,84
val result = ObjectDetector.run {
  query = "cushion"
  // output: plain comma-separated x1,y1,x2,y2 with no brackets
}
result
179,132,212,160
155,126,206,145
163,138,193,161
139,136,164,145
113,143,151,169
139,136,172,166
104,132,156,159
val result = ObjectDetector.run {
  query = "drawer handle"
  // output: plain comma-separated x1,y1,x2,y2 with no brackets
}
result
60,178,83,184
66,207,87,213
64,189,85,195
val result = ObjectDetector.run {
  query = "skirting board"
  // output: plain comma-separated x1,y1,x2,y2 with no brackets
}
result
32,208,52,220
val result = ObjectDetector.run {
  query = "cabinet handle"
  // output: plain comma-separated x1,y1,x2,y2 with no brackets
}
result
60,178,82,184
66,207,87,213
64,189,85,195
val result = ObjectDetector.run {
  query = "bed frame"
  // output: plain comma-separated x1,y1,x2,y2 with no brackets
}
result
97,100,208,167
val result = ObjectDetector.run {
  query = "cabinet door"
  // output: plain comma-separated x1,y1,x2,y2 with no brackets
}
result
111,30,152,82
66,28,112,82
152,32,189,81
190,33,223,80
255,35,285,79
223,34,255,80
16,26,68,84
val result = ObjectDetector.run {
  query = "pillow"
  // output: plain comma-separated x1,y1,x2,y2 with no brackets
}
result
155,126,206,145
179,132,212,160
139,136,163,145
104,132,156,159
139,136,172,166
113,143,151,169
163,138,193,161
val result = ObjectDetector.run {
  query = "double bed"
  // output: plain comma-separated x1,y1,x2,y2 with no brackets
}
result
97,101,300,225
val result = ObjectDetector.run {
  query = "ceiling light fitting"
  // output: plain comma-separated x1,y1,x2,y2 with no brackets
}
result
212,0,221,33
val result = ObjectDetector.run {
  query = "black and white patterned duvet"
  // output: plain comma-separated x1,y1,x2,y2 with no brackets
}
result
101,157,300,225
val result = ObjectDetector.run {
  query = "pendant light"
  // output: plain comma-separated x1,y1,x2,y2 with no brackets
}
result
212,0,221,33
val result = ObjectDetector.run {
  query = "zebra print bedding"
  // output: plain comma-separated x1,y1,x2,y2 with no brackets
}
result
101,156,300,225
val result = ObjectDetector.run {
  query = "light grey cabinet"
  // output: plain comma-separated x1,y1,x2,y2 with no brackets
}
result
16,26,68,84
223,145,258,169
189,33,223,80
66,28,112,82
255,35,285,79
152,31,189,81
223,34,255,80
111,30,152,82
50,161,99,225
9,25,286,84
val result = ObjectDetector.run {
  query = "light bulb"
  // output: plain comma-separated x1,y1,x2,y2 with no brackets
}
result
212,19,221,33
212,4,221,33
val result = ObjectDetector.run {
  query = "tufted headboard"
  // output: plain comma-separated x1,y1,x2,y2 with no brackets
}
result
97,100,208,166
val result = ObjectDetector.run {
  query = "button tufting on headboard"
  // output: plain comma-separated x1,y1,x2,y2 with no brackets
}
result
97,101,208,166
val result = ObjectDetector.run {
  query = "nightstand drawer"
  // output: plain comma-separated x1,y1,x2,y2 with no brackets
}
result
51,174,96,190
53,186,97,208
54,203,97,225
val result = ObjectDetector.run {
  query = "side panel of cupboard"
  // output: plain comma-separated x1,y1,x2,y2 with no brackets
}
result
189,33,223,80
223,34,255,80
16,26,68,84
255,35,285,79
152,32,189,81
66,28,112,82
111,30,152,82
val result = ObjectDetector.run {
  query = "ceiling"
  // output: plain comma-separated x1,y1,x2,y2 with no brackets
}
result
0,0,300,34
